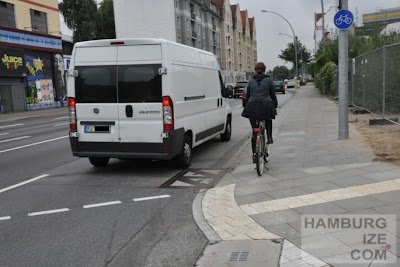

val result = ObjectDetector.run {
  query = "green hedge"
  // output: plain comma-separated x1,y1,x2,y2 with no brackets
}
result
315,62,337,96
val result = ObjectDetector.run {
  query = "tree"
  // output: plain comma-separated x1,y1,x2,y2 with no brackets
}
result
272,66,289,80
278,37,312,71
96,0,116,39
59,0,98,42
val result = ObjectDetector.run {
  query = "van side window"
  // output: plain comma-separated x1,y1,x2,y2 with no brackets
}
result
118,64,162,103
75,66,117,103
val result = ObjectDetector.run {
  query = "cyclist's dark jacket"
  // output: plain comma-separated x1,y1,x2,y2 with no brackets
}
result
241,74,278,120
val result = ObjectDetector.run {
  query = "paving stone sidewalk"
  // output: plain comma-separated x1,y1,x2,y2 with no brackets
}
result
0,107,68,122
197,84,400,267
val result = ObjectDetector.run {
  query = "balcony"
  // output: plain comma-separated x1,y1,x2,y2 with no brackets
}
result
191,12,196,21
212,24,216,31
192,31,197,39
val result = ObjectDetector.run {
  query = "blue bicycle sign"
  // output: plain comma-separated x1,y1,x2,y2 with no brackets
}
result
334,10,354,30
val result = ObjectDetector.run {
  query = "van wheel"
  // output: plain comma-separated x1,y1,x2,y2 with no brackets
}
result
176,135,192,168
89,157,109,167
220,117,232,141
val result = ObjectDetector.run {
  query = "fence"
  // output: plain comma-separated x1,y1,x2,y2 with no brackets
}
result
349,43,400,125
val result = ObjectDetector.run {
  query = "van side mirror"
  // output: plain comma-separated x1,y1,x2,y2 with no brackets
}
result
221,87,229,98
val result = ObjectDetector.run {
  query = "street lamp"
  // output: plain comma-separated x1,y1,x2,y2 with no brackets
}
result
261,10,298,77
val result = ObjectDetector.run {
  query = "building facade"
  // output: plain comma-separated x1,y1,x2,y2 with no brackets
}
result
114,0,222,63
0,0,64,113
211,0,233,72
314,6,339,52
363,7,400,28
175,0,222,61
241,10,252,77
249,17,257,75
231,4,243,74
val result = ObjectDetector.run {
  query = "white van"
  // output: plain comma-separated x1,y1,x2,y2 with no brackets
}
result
67,38,232,168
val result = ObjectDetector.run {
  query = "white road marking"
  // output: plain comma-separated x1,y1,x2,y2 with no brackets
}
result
237,105,242,108
0,174,49,194
0,216,11,221
0,133,10,136
240,178,400,215
28,208,69,217
0,136,68,154
170,180,194,187
54,122,68,127
133,195,171,202
53,116,68,120
0,136,31,144
0,123,23,129
83,201,122,209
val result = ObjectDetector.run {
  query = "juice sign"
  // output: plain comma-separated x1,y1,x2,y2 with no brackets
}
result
2,54,23,70
0,48,25,76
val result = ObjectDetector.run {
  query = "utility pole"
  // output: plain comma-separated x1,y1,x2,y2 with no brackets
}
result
338,0,349,139
321,0,325,43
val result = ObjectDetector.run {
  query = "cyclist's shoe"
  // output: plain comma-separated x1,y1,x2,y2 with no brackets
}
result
252,154,257,163
267,137,274,144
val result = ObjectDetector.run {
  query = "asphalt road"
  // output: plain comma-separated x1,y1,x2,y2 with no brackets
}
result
0,92,293,266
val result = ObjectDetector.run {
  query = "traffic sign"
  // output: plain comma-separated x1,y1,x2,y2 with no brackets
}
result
334,9,354,30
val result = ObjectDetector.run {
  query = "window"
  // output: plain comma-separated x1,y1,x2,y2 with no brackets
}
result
118,65,162,103
0,1,16,28
75,66,117,103
30,9,48,33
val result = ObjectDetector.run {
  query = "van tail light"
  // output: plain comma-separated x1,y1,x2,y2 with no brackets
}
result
241,91,246,98
68,97,77,131
162,96,174,131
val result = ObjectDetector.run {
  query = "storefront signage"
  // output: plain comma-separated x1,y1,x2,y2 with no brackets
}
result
24,51,54,104
0,47,25,76
0,29,62,51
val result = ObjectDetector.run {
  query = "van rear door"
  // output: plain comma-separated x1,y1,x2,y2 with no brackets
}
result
117,45,163,144
74,47,120,143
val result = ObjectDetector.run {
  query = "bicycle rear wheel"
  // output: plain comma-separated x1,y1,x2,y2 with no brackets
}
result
255,134,264,176
263,129,269,162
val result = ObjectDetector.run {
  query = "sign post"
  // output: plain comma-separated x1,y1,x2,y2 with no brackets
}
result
334,0,353,140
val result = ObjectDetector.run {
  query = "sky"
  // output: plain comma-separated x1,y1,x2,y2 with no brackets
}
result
58,0,400,70
231,0,400,70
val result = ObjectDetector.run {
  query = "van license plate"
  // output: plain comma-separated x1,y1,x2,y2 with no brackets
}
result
84,125,111,133
84,125,96,133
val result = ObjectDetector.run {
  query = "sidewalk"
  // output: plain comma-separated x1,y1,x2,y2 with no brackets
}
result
196,84,400,266
0,107,68,122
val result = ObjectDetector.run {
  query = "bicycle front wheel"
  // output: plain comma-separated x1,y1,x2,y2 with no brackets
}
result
255,134,264,176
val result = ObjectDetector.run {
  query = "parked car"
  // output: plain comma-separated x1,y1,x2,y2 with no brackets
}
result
233,80,248,98
225,83,234,98
241,86,248,107
287,79,295,88
274,80,285,94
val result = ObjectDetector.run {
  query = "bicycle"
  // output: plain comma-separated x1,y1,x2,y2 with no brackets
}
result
335,14,353,26
253,119,270,176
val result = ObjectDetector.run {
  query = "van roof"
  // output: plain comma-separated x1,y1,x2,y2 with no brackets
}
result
74,38,215,56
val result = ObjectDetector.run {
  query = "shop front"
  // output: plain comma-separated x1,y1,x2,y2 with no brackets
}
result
0,26,63,113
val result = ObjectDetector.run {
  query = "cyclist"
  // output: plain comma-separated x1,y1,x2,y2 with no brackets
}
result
241,62,278,163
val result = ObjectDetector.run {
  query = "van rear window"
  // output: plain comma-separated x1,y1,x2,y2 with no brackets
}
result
75,66,117,103
118,64,162,103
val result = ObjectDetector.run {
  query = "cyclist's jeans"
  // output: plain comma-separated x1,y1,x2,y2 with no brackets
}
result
249,118,273,154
